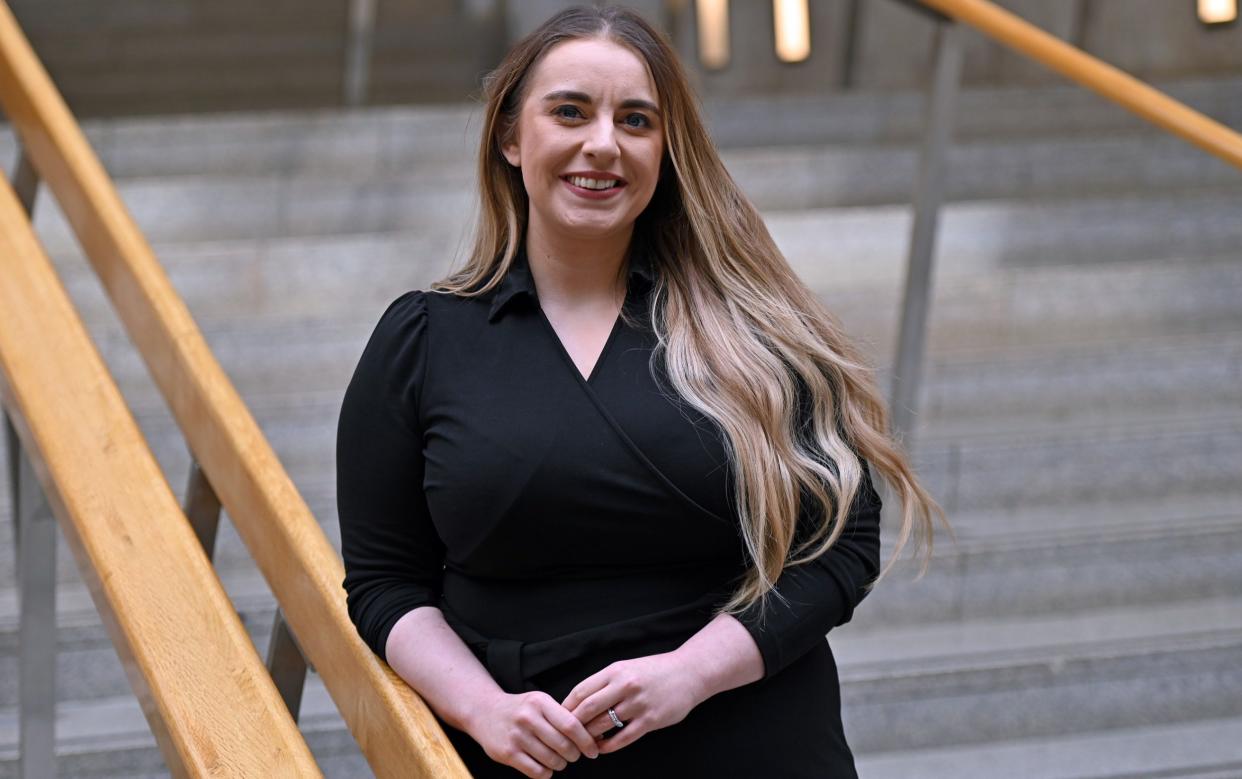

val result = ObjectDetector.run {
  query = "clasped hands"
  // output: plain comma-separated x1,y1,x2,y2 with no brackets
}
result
473,650,706,778
564,649,704,754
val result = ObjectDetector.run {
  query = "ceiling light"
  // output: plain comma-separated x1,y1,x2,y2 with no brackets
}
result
774,0,811,63
697,0,730,69
1198,0,1237,24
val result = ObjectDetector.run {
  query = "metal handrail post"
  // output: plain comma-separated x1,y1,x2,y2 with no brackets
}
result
183,457,222,559
4,412,16,537
16,442,57,779
889,17,965,447
344,0,377,107
182,456,312,719
267,608,311,722
7,140,55,779
13,147,39,214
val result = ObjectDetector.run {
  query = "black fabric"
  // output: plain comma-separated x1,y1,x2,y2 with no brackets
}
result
336,243,882,776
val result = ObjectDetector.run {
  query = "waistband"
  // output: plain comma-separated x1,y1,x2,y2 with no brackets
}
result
439,581,730,694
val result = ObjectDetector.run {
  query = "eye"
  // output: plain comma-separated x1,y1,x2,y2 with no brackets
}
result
553,104,585,120
623,113,652,129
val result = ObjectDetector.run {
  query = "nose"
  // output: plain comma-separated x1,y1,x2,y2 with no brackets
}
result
582,115,620,160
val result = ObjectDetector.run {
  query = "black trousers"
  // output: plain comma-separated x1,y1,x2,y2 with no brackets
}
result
436,640,858,778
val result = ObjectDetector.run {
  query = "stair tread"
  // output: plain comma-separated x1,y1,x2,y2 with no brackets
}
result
854,714,1242,779
838,595,1242,675
0,674,343,757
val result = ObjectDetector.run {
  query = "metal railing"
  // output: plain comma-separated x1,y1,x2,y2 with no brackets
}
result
888,0,1242,446
6,146,55,779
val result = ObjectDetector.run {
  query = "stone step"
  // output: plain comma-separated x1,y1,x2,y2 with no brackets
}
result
37,193,1242,344
867,510,1242,625
853,714,1242,779
911,413,1241,514
5,510,1237,706
1,587,1236,773
768,190,1242,291
2,356,1238,575
94,401,1240,516
17,360,1224,528
4,486,1237,639
912,330,1242,437
0,586,309,708
5,75,1240,179
709,77,1242,149
839,593,1242,674
842,625,1242,754
16,159,1242,258
67,313,1242,444
727,131,1242,210
10,117,1238,211
0,676,365,778
837,592,1242,753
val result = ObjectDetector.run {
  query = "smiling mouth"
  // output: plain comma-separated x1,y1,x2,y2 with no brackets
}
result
561,175,626,191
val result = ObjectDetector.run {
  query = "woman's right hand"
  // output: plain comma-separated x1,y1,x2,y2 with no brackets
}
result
468,690,601,778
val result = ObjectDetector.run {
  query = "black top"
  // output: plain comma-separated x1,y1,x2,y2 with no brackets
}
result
335,244,883,697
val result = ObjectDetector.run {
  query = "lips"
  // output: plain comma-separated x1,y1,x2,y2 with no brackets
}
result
558,173,625,200
560,173,627,187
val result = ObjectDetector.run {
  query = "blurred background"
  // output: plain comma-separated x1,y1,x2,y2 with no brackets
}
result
1,1,1240,777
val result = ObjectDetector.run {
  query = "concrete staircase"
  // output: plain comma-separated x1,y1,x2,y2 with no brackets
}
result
2,73,1241,777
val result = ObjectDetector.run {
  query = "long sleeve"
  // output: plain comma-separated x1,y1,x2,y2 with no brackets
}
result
733,458,883,680
336,290,445,663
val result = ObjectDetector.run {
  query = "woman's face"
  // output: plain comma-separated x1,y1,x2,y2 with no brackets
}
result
501,37,665,247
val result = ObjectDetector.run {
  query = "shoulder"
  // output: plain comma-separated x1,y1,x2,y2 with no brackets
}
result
376,288,428,327
364,287,492,358
384,285,498,341
359,290,428,361
377,286,491,322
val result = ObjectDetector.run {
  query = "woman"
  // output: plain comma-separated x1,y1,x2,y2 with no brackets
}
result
337,5,946,777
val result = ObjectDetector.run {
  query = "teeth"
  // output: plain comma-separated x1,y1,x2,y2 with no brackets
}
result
568,176,619,190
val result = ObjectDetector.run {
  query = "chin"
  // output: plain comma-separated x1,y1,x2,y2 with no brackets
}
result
557,217,630,236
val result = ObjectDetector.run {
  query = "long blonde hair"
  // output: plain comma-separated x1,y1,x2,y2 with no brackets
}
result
433,5,950,622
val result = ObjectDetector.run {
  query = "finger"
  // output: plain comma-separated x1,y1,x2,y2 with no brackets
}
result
562,672,610,711
511,751,554,779
574,686,627,727
588,699,633,740
529,712,583,765
544,703,601,759
598,716,648,754
517,729,571,773
588,713,620,739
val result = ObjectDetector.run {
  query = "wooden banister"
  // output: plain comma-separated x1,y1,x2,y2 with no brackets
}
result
916,0,1242,171
0,174,322,777
0,2,470,776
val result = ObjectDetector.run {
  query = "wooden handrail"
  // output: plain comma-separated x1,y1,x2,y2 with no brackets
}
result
916,0,1242,171
0,3,470,776
0,176,322,776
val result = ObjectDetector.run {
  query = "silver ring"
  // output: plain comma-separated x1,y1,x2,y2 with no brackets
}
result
607,707,625,729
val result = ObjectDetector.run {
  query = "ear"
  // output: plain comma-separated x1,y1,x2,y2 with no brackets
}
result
501,133,520,168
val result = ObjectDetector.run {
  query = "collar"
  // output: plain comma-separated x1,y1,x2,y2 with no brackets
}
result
487,243,656,323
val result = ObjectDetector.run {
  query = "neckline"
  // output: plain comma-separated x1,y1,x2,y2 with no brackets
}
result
534,303,626,385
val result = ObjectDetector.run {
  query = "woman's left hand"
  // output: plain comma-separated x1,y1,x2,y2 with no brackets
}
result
560,651,706,754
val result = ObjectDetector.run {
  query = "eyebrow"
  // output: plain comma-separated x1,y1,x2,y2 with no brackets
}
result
541,90,661,115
